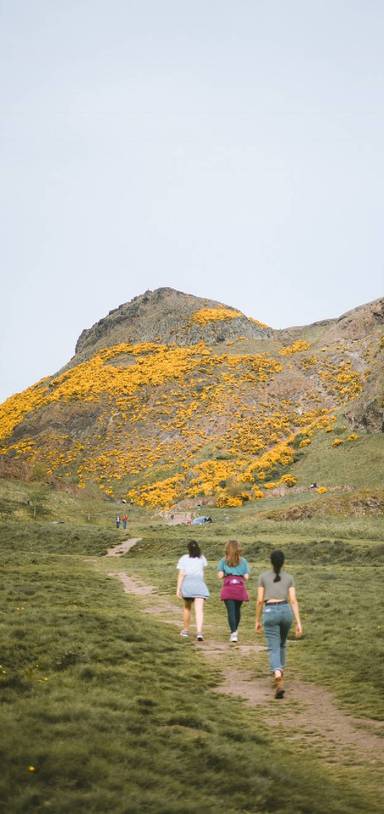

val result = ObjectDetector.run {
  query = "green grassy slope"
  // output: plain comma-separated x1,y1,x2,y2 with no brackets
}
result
289,430,384,489
2,523,381,813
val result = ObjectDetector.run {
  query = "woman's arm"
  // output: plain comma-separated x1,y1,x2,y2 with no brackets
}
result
217,570,224,580
255,585,265,632
176,570,185,599
288,586,303,637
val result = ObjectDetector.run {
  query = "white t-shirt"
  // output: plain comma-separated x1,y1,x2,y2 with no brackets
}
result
176,555,207,577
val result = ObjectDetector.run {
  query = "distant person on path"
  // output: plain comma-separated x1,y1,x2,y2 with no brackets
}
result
217,540,249,642
176,540,209,641
122,513,128,530
255,550,302,699
116,514,121,528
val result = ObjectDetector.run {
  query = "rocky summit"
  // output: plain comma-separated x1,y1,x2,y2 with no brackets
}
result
0,288,383,508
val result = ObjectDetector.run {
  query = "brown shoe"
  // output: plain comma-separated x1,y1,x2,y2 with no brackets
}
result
274,674,285,699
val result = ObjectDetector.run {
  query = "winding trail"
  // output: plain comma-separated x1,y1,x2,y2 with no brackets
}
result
97,538,383,772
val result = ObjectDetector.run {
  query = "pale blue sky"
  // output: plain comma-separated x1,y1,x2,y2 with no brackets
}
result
1,0,383,403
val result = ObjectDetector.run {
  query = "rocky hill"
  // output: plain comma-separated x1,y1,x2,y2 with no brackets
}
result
0,289,383,508
74,288,271,358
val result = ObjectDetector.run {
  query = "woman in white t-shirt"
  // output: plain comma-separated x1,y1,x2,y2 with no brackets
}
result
176,540,209,641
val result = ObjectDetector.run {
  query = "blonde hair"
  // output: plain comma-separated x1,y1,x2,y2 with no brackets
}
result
225,540,241,567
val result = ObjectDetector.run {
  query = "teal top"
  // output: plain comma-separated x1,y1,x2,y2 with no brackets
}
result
217,557,249,576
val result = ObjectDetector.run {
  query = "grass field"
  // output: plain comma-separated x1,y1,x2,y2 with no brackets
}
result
1,466,383,813
125,520,384,721
289,430,384,490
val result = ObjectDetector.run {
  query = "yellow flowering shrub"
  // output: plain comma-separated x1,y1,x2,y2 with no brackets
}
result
0,360,336,506
279,340,310,356
216,494,243,508
332,438,344,447
127,474,185,508
261,473,297,490
248,317,269,329
317,486,328,494
243,440,295,483
300,355,317,369
0,380,49,443
0,315,364,510
188,460,236,497
319,361,362,402
280,474,297,487
347,433,359,442
192,308,242,324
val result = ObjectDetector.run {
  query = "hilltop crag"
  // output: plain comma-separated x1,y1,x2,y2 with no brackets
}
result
0,289,383,508
74,287,271,360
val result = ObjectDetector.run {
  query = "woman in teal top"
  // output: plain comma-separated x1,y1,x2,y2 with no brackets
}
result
217,540,250,642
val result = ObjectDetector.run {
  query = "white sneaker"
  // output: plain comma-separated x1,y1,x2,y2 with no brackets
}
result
230,631,238,642
196,633,204,641
180,630,189,638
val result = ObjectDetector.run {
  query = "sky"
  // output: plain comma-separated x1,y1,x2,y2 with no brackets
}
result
1,0,383,403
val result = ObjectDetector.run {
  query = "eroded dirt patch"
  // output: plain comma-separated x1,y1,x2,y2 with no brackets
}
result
105,538,142,557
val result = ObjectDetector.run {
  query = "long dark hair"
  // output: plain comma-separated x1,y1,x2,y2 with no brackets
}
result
271,549,285,582
188,540,201,558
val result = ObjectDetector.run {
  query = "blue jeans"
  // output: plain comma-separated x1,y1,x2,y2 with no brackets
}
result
224,599,243,633
263,603,293,672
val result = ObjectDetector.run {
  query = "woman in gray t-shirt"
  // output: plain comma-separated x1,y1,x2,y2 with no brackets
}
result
255,549,302,699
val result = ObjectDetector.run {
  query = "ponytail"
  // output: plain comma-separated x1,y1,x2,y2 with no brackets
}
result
270,549,285,583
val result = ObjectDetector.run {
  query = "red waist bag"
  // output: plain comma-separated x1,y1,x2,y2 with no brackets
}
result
220,575,249,602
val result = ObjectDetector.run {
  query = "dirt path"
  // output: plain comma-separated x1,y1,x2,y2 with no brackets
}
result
214,669,383,763
98,541,383,771
105,538,142,557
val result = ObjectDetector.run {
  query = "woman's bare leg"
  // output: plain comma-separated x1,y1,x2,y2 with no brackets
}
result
183,600,192,631
194,598,204,634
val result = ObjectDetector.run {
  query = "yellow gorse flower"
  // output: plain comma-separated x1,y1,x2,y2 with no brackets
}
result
279,340,310,356
192,307,243,324
0,329,360,508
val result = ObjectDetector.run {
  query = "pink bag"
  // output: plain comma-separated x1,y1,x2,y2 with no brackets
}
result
220,575,249,602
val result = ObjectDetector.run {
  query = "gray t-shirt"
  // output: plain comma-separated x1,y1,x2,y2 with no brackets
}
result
258,570,294,601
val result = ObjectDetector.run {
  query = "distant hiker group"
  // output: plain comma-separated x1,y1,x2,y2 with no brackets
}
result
115,513,128,529
176,540,302,700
